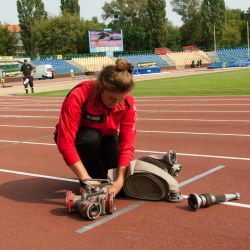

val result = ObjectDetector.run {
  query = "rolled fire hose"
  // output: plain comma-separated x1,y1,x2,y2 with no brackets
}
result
123,159,183,202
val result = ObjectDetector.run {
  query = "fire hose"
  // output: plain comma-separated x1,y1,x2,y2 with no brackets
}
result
123,150,183,202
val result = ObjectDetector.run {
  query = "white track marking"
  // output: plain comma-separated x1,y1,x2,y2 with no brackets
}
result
0,125,54,129
135,149,250,161
0,125,249,137
0,115,58,118
1,103,249,107
0,109,249,113
0,168,78,183
138,110,250,113
0,139,249,161
1,115,250,123
0,109,60,112
136,104,250,106
138,118,250,123
0,139,55,146
0,165,248,236
137,130,250,137
134,98,250,102
1,167,248,210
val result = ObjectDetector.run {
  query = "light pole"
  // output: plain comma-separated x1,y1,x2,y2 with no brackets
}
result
247,20,249,60
213,25,217,51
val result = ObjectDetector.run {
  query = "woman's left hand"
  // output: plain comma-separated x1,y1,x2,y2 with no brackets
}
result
108,180,123,196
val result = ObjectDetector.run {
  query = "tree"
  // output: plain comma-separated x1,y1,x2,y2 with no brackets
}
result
0,26,17,55
170,0,202,23
170,0,202,47
220,9,243,48
147,0,168,48
60,0,80,16
166,21,181,51
200,0,226,50
102,0,151,51
17,0,47,56
241,7,250,45
31,14,103,55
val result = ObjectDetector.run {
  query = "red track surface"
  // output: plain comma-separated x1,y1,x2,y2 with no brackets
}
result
0,95,250,249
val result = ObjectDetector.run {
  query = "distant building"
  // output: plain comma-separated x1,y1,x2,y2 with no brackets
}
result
2,24,25,57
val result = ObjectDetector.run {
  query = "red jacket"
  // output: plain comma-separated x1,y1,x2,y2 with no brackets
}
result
56,80,137,167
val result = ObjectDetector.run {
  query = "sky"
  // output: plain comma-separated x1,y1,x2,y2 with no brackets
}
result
0,0,249,27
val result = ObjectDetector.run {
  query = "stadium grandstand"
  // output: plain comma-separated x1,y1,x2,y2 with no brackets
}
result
1,46,250,82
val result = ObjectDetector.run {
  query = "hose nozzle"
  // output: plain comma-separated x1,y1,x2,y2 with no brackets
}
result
188,192,240,211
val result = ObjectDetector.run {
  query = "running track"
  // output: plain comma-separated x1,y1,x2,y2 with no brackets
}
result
0,95,250,249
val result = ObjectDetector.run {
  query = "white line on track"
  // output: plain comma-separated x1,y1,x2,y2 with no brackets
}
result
138,118,250,123
0,165,249,235
1,167,249,209
1,103,250,107
134,98,250,102
137,130,250,137
0,125,54,129
0,139,55,146
0,98,63,102
0,168,79,183
0,139,249,161
1,109,250,113
0,115,58,118
136,104,250,106
1,115,250,123
1,125,249,137
135,149,250,161
139,110,250,113
0,104,61,107
0,109,60,112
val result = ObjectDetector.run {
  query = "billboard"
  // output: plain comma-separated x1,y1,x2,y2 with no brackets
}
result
88,30,124,53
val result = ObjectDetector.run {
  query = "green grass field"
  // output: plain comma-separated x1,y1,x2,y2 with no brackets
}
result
33,69,250,97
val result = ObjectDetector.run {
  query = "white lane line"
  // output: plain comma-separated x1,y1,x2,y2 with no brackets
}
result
136,150,250,161
1,97,249,102
139,110,250,113
0,125,54,129
0,168,78,183
0,140,249,161
0,115,58,118
136,104,250,106
134,97,250,101
0,139,55,146
0,104,61,107
0,109,249,113
75,165,248,234
1,115,250,123
1,115,249,124
1,125,249,138
1,165,247,234
179,166,225,186
1,167,248,212
138,118,250,123
76,201,145,234
0,109,60,112
0,97,64,101
137,130,250,137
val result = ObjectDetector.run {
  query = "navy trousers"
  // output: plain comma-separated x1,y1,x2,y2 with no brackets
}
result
75,127,118,179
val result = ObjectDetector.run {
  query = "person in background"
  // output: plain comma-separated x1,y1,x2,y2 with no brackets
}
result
55,59,136,196
21,59,34,94
51,68,55,79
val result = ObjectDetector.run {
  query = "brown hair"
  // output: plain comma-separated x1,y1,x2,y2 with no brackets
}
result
97,58,134,93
